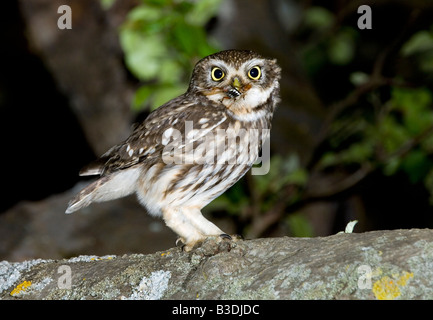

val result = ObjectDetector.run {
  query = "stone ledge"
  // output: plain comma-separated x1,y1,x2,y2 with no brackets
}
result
1,229,432,300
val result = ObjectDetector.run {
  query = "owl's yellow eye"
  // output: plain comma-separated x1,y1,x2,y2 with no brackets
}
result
248,66,261,80
211,67,225,81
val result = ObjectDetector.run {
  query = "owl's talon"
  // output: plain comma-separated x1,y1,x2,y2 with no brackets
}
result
219,233,243,241
219,233,232,240
175,237,185,247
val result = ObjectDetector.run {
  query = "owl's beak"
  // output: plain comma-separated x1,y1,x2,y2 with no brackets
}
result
232,77,241,90
226,77,242,98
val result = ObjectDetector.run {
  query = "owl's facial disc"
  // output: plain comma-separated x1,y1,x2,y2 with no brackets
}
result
196,57,278,120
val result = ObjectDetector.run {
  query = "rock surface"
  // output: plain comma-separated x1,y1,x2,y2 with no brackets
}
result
1,228,432,300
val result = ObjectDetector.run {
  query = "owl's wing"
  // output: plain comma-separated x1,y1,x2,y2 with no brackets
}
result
79,95,228,176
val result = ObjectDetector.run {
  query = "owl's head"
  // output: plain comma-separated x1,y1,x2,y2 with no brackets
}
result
188,50,281,120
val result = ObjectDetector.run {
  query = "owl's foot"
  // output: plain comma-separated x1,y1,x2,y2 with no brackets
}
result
180,240,202,252
198,234,243,255
175,237,200,252
175,236,203,252
177,234,243,253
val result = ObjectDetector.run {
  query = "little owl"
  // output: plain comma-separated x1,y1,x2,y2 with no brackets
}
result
66,50,281,251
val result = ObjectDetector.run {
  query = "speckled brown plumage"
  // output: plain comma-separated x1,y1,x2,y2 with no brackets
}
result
66,50,281,251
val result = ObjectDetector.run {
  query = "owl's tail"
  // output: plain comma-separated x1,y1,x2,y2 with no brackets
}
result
65,168,140,214
65,177,109,213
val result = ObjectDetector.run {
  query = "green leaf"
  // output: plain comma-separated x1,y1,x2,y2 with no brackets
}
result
158,60,184,84
186,0,222,26
378,117,410,154
383,157,401,176
338,141,374,164
132,86,154,111
304,6,334,30
119,31,167,80
127,5,162,23
150,84,186,110
319,152,338,167
173,24,208,56
401,30,433,56
392,87,432,111
328,28,356,65
401,150,433,184
350,71,369,86
391,87,433,135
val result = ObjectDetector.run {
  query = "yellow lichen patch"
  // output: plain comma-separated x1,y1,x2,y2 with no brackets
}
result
90,256,114,261
372,271,414,300
161,252,170,257
10,281,32,296
396,271,413,286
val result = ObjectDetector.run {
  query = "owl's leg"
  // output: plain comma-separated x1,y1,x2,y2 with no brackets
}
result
162,207,237,252
162,208,206,252
182,209,244,243
181,207,225,237
181,207,242,252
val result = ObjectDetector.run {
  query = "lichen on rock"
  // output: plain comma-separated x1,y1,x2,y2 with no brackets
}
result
1,229,433,300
